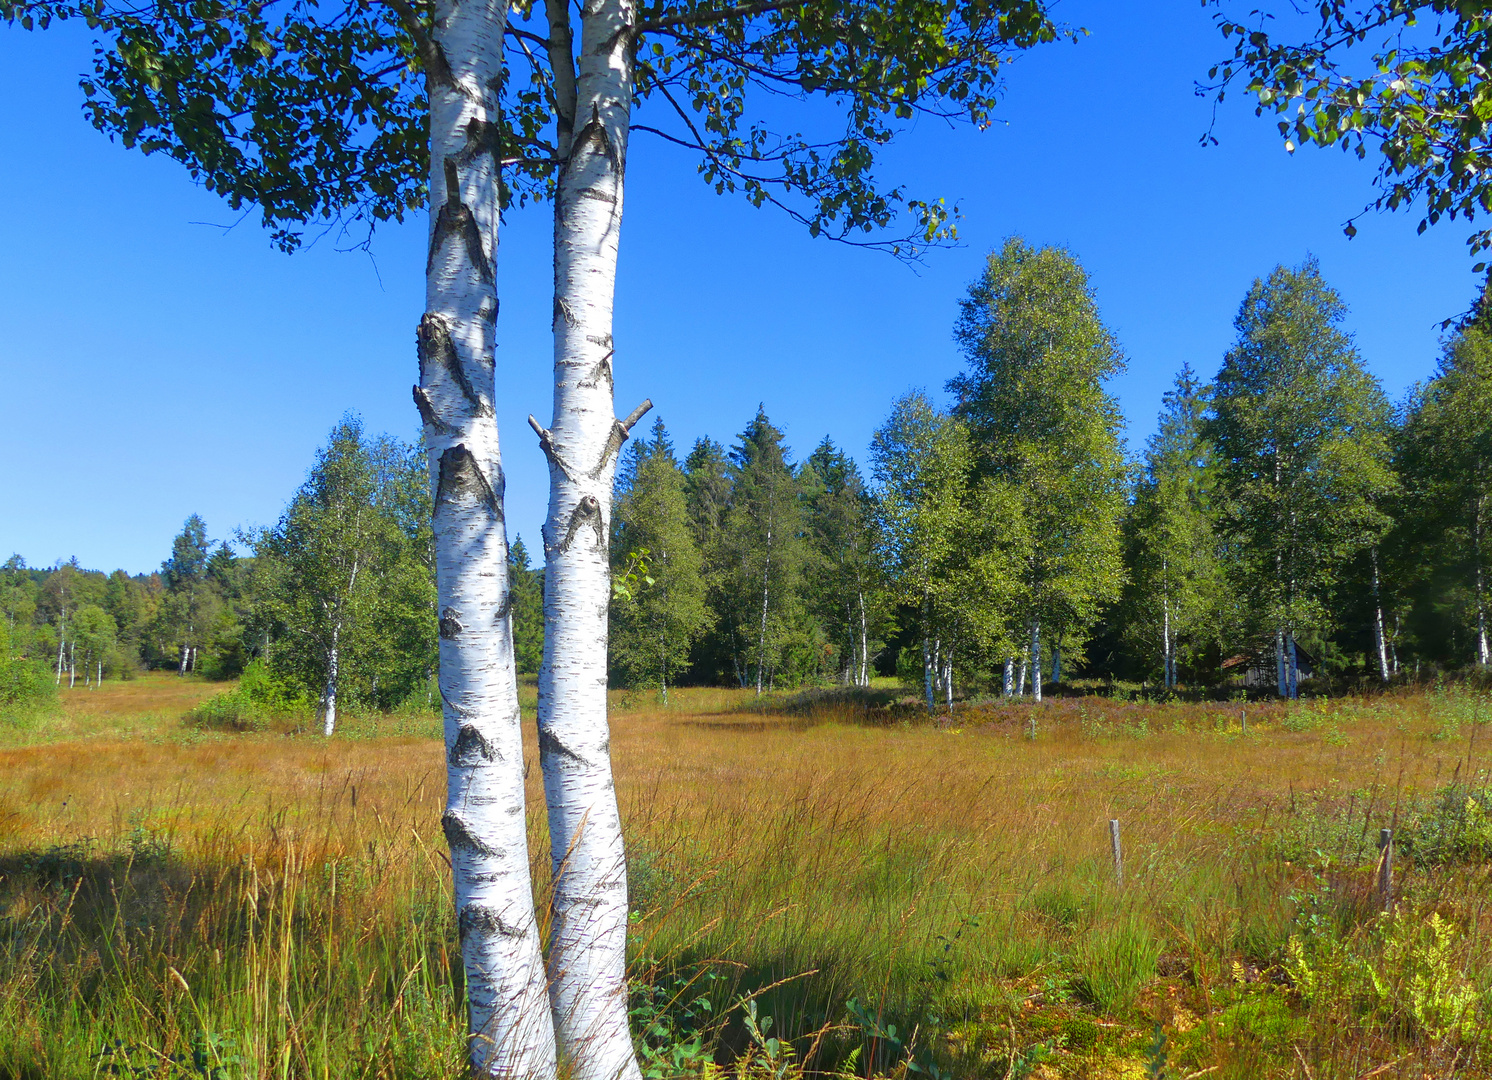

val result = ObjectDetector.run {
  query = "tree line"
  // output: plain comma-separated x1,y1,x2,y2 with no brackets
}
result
6,243,1490,716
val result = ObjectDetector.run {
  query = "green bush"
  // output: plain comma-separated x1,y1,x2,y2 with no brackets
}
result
0,623,53,705
238,659,309,712
187,690,266,732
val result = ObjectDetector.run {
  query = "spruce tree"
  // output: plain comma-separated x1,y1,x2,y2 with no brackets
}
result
720,408,805,693
802,438,887,687
609,418,709,698
950,238,1128,699
1205,258,1396,696
509,539,545,676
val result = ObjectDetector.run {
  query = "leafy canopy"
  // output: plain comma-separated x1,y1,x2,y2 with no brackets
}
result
3,0,1065,252
1204,1,1492,267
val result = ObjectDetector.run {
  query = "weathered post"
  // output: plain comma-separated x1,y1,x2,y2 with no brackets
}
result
1110,819,1123,887
1377,828,1394,911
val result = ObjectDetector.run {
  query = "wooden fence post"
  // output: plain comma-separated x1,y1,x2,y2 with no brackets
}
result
1110,819,1123,887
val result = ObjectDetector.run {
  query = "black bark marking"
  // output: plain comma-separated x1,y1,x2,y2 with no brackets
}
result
436,445,501,517
412,385,454,434
589,398,654,479
495,588,513,621
459,902,524,941
553,296,577,328
577,349,614,390
539,727,587,768
428,158,494,284
555,495,604,554
442,812,504,859
454,117,501,166
449,723,498,766
568,102,621,175
527,415,580,482
439,607,464,639
417,313,490,416
439,684,474,719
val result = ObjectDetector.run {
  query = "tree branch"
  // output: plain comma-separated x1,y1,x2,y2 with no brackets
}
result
636,0,803,36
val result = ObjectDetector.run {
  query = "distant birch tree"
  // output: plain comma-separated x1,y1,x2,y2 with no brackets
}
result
1205,259,1396,696
1399,283,1492,668
871,391,1023,713
1122,365,1220,689
950,239,1128,700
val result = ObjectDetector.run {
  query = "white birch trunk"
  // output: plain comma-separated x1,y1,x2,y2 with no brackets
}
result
96,659,102,688
1016,653,1027,696
1162,583,1172,691
1030,619,1042,703
532,0,645,1073
943,651,953,715
858,586,869,687
755,515,773,695
69,642,76,689
1051,646,1061,686
1477,496,1489,667
54,623,64,686
321,627,340,737
1276,628,1286,699
1370,548,1390,683
1003,657,1013,698
407,0,557,1069
1286,632,1299,700
179,643,189,676
921,626,935,715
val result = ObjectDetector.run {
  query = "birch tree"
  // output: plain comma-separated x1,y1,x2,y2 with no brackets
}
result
1205,259,1396,697
7,0,1064,1067
1399,285,1492,668
871,392,1023,714
5,0,556,1060
950,239,1128,700
1121,365,1220,689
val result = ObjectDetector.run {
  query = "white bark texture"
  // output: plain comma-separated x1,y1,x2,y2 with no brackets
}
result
321,629,339,737
1002,657,1013,697
534,0,644,1075
414,0,557,1072
1030,619,1042,703
1371,549,1390,684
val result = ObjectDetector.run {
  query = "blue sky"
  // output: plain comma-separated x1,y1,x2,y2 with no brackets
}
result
0,0,1481,575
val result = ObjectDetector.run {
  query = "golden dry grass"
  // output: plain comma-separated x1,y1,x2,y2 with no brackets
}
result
1,679,1490,1078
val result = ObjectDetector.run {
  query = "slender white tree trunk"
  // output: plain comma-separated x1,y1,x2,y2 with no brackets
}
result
1003,657,1013,697
321,626,340,737
1276,628,1286,698
943,650,953,715
1030,618,1042,703
1287,632,1300,700
1371,548,1390,683
755,516,773,695
921,624,935,715
96,659,102,688
1051,646,1061,685
55,624,65,686
69,642,75,689
859,591,870,687
179,643,189,676
532,0,646,1073
1016,652,1027,696
1477,495,1489,667
1162,584,1172,690
405,0,557,1069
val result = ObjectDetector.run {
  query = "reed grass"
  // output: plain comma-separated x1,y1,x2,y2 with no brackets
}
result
1,675,1490,1077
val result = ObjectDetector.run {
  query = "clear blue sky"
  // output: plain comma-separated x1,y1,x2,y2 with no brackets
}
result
0,0,1480,575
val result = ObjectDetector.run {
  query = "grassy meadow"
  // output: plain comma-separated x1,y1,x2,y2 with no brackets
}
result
2,676,1491,1079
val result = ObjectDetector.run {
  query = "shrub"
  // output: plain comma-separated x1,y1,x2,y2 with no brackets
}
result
0,621,54,709
186,690,265,732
